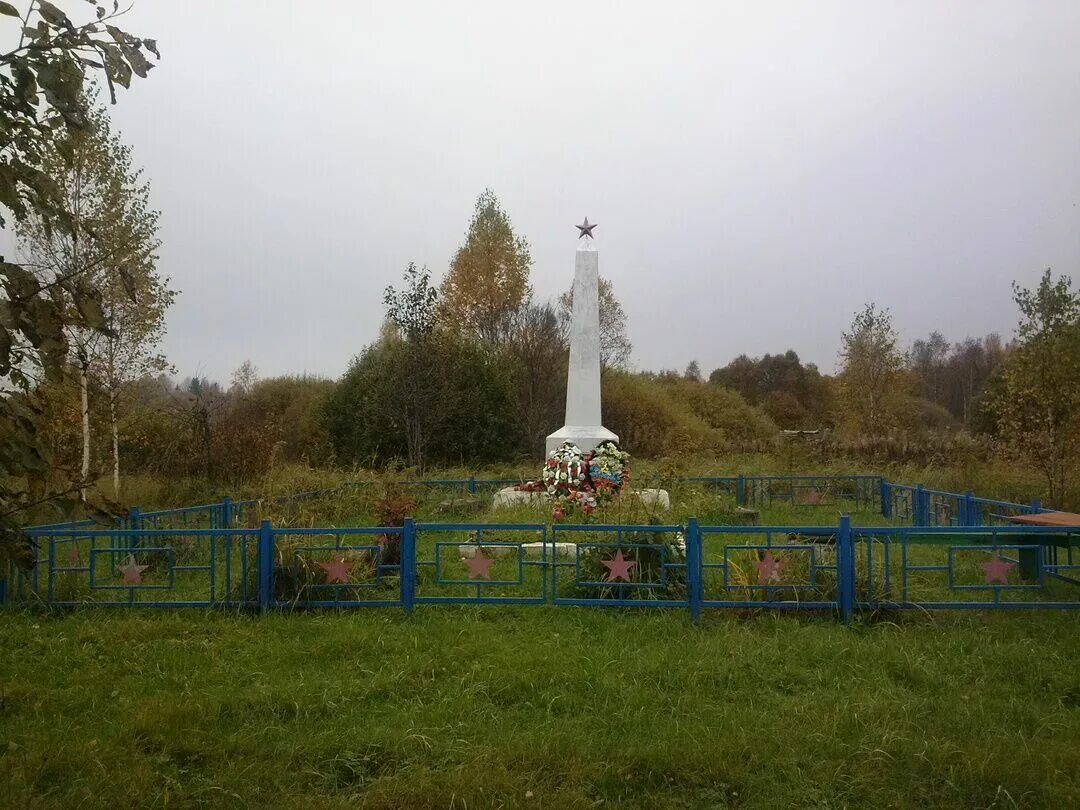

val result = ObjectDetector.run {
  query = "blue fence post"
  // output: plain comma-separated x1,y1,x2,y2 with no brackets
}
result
1032,498,1042,513
686,517,703,625
129,506,141,553
963,490,976,526
838,515,854,624
258,520,273,614
736,475,746,506
219,497,233,590
468,477,477,496
401,517,416,614
880,480,891,518
913,485,926,527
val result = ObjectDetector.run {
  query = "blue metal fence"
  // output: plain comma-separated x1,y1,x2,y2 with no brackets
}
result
21,474,1044,541
854,525,1080,610
698,522,848,616
416,522,548,606
7,518,1079,621
7,472,1071,618
680,474,882,511
266,525,405,610
550,523,689,609
879,481,1046,526
12,526,260,608
742,475,881,510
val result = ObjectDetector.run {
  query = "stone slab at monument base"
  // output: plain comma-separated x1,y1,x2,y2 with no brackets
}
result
458,535,685,559
458,542,577,558
493,486,670,511
545,424,619,455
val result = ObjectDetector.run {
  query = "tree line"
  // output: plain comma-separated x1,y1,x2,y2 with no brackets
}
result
29,184,1080,510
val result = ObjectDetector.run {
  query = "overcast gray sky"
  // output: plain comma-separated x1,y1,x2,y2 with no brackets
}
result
70,2,1080,381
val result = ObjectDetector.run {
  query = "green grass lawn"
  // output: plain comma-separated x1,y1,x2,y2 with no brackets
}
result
3,608,1080,809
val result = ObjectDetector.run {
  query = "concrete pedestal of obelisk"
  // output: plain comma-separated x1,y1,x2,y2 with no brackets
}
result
546,236,619,455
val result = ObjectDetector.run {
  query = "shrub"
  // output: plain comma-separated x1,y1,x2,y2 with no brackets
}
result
324,333,521,468
601,372,778,457
601,371,721,457
373,489,415,565
661,378,778,443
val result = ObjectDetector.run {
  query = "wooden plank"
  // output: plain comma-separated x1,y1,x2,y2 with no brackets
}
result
1005,511,1080,527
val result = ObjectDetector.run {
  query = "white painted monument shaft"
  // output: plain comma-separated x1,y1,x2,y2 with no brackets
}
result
565,241,602,426
546,227,619,454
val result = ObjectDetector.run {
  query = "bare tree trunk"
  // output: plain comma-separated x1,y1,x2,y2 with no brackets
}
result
110,393,120,498
79,359,91,501
75,162,89,501
200,409,213,481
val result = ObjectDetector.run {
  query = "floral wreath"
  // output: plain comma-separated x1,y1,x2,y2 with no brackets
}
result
536,440,631,519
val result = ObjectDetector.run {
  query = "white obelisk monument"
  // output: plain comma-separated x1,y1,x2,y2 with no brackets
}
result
546,218,619,454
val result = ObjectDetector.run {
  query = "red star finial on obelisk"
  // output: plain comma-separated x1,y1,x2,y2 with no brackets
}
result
465,547,495,580
757,551,784,584
575,217,597,239
319,555,355,584
602,550,637,582
981,553,1015,585
117,554,148,586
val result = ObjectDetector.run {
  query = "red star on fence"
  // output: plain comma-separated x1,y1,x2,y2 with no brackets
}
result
319,555,355,584
602,550,637,583
117,554,148,586
464,548,495,580
981,553,1015,585
757,551,783,584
